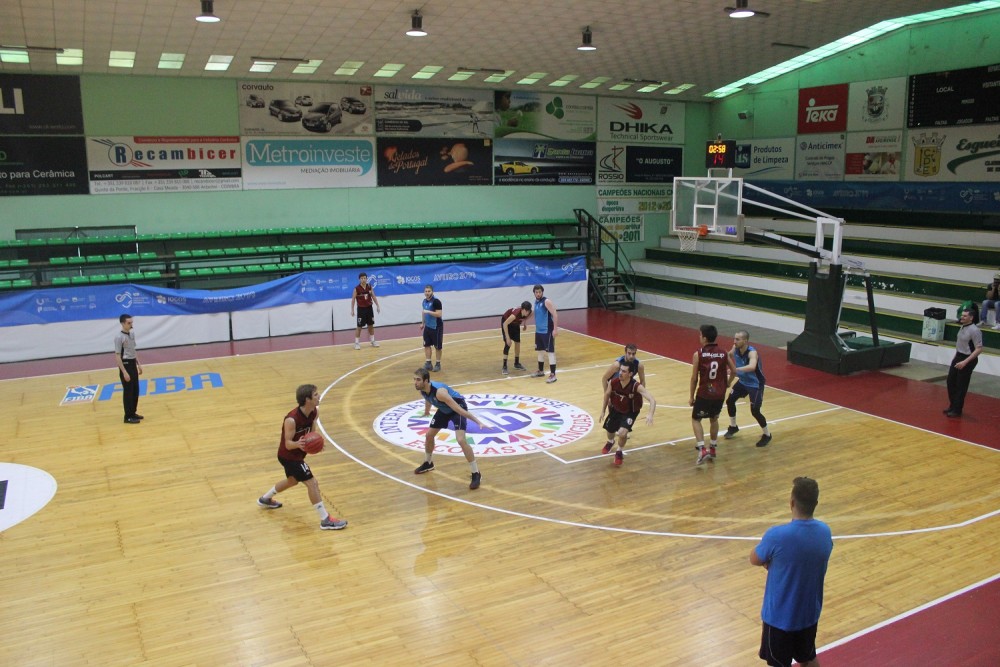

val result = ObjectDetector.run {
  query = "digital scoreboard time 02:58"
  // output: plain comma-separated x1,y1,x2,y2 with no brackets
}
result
705,140,736,169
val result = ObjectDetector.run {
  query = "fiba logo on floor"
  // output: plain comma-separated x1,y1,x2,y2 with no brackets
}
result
373,394,594,457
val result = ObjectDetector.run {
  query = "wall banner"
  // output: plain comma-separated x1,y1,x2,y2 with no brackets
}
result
795,133,846,181
0,73,83,135
493,139,595,185
596,143,682,185
904,124,1000,182
87,136,242,194
374,85,493,137
597,98,685,145
846,77,907,132
376,137,493,186
596,214,645,243
844,131,902,181
494,91,596,141
798,84,849,135
238,82,373,136
0,136,89,196
241,136,376,190
733,138,796,180
596,185,672,216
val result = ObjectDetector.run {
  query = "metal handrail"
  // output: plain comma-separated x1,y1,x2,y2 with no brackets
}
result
573,208,636,306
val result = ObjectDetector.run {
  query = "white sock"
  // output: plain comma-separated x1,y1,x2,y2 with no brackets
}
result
697,441,704,450
354,337,360,344
425,453,434,463
710,440,717,446
730,418,738,427
263,486,277,500
314,501,328,520
469,460,479,473
763,427,771,436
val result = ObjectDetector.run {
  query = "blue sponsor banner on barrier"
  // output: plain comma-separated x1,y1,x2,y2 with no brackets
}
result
0,256,585,327
750,180,1000,213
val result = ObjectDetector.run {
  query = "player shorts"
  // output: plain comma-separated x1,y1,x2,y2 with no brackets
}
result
728,381,764,409
692,397,724,420
356,306,375,328
278,455,314,481
423,323,444,350
759,622,817,667
534,331,555,353
502,319,521,343
603,410,639,434
429,399,469,431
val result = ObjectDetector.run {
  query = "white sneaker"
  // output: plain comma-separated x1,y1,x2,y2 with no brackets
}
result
993,324,1000,330
353,342,361,350
370,341,380,347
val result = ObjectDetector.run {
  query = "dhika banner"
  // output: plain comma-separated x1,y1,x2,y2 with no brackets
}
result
0,256,585,326
87,136,242,194
376,137,493,186
732,138,795,180
847,77,906,132
795,134,846,181
798,84,849,135
905,125,1000,182
374,85,494,138
241,136,376,190
597,98,685,145
238,81,373,136
844,131,902,181
494,91,596,141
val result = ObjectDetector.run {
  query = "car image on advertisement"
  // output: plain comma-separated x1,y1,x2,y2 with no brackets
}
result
269,99,302,122
294,95,313,107
302,103,343,133
500,161,539,175
340,96,367,114
245,94,265,108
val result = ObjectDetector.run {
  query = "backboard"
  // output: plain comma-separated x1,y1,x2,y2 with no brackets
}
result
670,176,745,242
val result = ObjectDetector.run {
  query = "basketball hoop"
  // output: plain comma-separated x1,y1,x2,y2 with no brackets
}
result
677,226,700,252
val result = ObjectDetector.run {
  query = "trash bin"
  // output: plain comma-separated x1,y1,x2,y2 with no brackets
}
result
922,307,946,341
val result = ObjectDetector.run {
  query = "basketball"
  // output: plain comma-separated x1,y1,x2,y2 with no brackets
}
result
300,432,325,454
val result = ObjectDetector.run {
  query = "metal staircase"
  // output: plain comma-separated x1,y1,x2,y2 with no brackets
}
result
573,208,636,310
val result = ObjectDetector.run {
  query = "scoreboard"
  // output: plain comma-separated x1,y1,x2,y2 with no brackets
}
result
907,63,1000,128
705,139,736,169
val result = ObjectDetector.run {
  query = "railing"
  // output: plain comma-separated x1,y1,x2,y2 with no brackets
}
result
573,208,635,307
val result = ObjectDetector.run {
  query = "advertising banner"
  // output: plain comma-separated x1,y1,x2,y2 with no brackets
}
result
374,85,493,137
0,73,83,135
493,139,594,185
241,136,376,190
376,137,493,186
753,180,1000,213
733,138,796,180
0,256,586,327
798,84,849,135
238,82,373,136
847,77,907,132
87,136,242,194
596,214,645,243
795,133,846,181
844,131,902,181
905,124,1000,182
0,136,89,196
596,142,682,185
597,98,685,145
494,91,596,141
596,185,672,216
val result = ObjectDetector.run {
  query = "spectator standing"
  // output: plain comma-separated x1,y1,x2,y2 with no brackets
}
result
980,271,1000,330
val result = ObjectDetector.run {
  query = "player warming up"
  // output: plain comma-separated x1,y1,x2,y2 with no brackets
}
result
725,330,772,447
412,367,485,489
420,285,444,372
500,301,532,375
531,284,559,383
350,271,381,349
256,384,348,531
690,324,737,465
599,362,656,466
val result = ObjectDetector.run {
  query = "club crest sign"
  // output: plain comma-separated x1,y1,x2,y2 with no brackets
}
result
374,393,594,457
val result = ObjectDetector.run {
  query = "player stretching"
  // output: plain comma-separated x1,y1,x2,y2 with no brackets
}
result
725,330,772,447
599,362,656,466
690,324,737,465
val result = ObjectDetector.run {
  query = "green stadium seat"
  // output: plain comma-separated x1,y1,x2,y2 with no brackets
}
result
261,264,280,272
70,275,89,285
245,265,265,273
139,252,157,261
195,268,214,277
108,273,128,282
85,255,105,263
67,256,85,265
122,253,140,262
28,238,47,246
89,274,110,284
191,250,209,259
105,253,123,262
277,262,296,271
207,249,225,257
49,257,69,266
12,279,32,288
210,267,229,276
223,248,242,256
229,265,248,274
50,277,71,286
178,269,198,278
142,270,162,279
175,250,193,259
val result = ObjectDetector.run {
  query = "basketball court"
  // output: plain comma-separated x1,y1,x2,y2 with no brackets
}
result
2,310,998,665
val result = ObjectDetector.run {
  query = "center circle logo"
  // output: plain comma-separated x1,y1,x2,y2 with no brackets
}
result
373,393,594,458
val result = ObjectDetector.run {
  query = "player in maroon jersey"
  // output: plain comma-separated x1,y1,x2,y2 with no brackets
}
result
350,272,381,350
500,301,532,375
256,384,348,530
598,363,656,466
690,324,737,466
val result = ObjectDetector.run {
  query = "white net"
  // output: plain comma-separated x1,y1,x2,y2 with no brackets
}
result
677,227,700,252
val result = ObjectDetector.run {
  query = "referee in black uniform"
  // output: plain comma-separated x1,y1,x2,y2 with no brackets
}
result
114,313,143,424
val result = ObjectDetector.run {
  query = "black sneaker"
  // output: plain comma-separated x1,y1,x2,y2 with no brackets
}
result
257,496,282,509
414,461,435,474
433,362,441,372
469,472,481,490
424,361,432,371
723,425,739,439
124,416,140,424
756,434,772,448
513,362,526,371
502,366,509,376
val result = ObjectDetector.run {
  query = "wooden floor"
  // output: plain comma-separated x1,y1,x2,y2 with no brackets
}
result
2,314,999,666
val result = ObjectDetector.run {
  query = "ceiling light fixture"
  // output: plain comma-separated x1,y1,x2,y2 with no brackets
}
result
726,1,769,19
406,10,427,37
578,26,596,51
456,66,506,74
196,0,221,23
0,44,65,53
251,56,310,64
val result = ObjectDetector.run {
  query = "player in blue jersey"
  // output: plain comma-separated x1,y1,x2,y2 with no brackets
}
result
725,330,772,447
412,367,486,489
530,284,559,383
